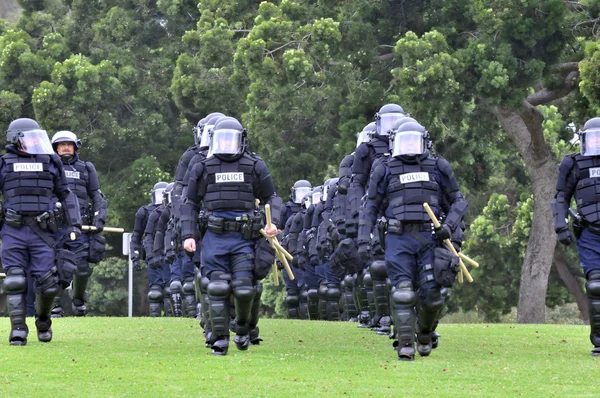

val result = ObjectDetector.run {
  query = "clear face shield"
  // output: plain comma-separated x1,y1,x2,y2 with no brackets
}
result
377,113,405,136
391,131,424,157
356,130,372,148
293,186,312,204
153,188,166,205
322,184,330,201
18,130,55,154
208,129,242,157
581,129,600,157
311,191,322,204
194,124,205,145
199,124,214,149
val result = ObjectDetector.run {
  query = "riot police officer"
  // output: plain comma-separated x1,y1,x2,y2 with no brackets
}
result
360,121,467,361
552,117,600,356
182,117,281,356
130,181,169,316
282,180,312,319
50,130,107,317
1,118,81,345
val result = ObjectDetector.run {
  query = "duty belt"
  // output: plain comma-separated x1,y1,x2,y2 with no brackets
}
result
206,215,245,233
387,219,432,234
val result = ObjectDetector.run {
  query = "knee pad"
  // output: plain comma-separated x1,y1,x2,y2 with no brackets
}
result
170,279,183,293
207,273,232,300
420,287,444,312
285,295,299,307
232,277,256,302
163,286,171,296
392,281,416,306
76,261,93,278
343,274,355,289
587,271,600,297
307,288,319,301
34,268,60,295
148,285,163,302
200,276,210,294
369,260,387,280
318,284,328,299
363,272,373,287
254,281,263,298
326,284,341,300
4,268,27,294
183,278,195,294
300,288,308,302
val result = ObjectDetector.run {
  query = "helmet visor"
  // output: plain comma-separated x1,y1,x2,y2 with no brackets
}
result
581,129,600,157
311,191,321,204
153,188,166,205
199,124,213,148
392,131,424,157
19,130,55,154
303,195,311,209
356,130,372,148
210,129,241,156
293,186,312,203
377,113,405,136
322,185,330,201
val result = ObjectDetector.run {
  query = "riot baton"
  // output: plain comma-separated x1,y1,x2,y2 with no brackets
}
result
0,273,5,278
265,204,280,286
82,225,125,233
423,203,474,283
264,205,295,281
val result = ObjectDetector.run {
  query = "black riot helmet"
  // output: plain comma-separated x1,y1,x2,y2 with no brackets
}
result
151,181,168,205
208,117,247,160
390,122,429,159
579,117,600,157
5,118,54,154
199,112,226,149
356,122,376,148
193,117,207,146
163,182,175,206
375,104,407,136
322,177,339,201
290,180,312,204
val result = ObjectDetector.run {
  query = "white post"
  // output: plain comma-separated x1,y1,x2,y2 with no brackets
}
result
122,233,133,318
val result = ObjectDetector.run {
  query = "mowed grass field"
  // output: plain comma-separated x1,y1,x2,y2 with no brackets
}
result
0,317,599,397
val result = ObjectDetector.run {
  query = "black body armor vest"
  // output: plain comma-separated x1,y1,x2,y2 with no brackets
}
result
575,154,600,224
200,154,257,212
2,152,54,214
386,155,440,222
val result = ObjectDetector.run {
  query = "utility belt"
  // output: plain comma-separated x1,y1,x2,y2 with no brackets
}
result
5,208,63,233
584,221,600,236
385,219,433,234
203,212,263,240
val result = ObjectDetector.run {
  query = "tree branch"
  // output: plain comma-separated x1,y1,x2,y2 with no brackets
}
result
376,53,394,62
548,62,579,74
526,71,579,106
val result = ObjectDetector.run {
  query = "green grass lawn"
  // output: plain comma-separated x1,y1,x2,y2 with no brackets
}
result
0,317,598,397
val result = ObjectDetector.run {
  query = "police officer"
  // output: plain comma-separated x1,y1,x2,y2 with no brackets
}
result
282,180,312,319
154,182,197,317
182,117,281,356
552,117,600,356
130,181,169,316
49,131,107,317
144,186,174,316
1,118,81,345
360,121,467,361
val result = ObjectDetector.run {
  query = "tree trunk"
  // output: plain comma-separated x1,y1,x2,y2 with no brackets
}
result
493,102,558,323
554,247,589,323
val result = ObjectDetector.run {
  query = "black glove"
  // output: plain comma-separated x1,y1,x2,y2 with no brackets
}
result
338,180,349,195
148,256,162,270
451,241,462,253
557,228,573,246
132,259,142,271
434,224,451,242
94,221,105,233
166,249,176,264
357,241,371,261
69,226,82,241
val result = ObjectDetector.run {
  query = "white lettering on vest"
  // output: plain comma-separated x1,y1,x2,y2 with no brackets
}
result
13,163,43,172
215,172,244,183
590,167,600,178
399,172,429,184
65,170,80,179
